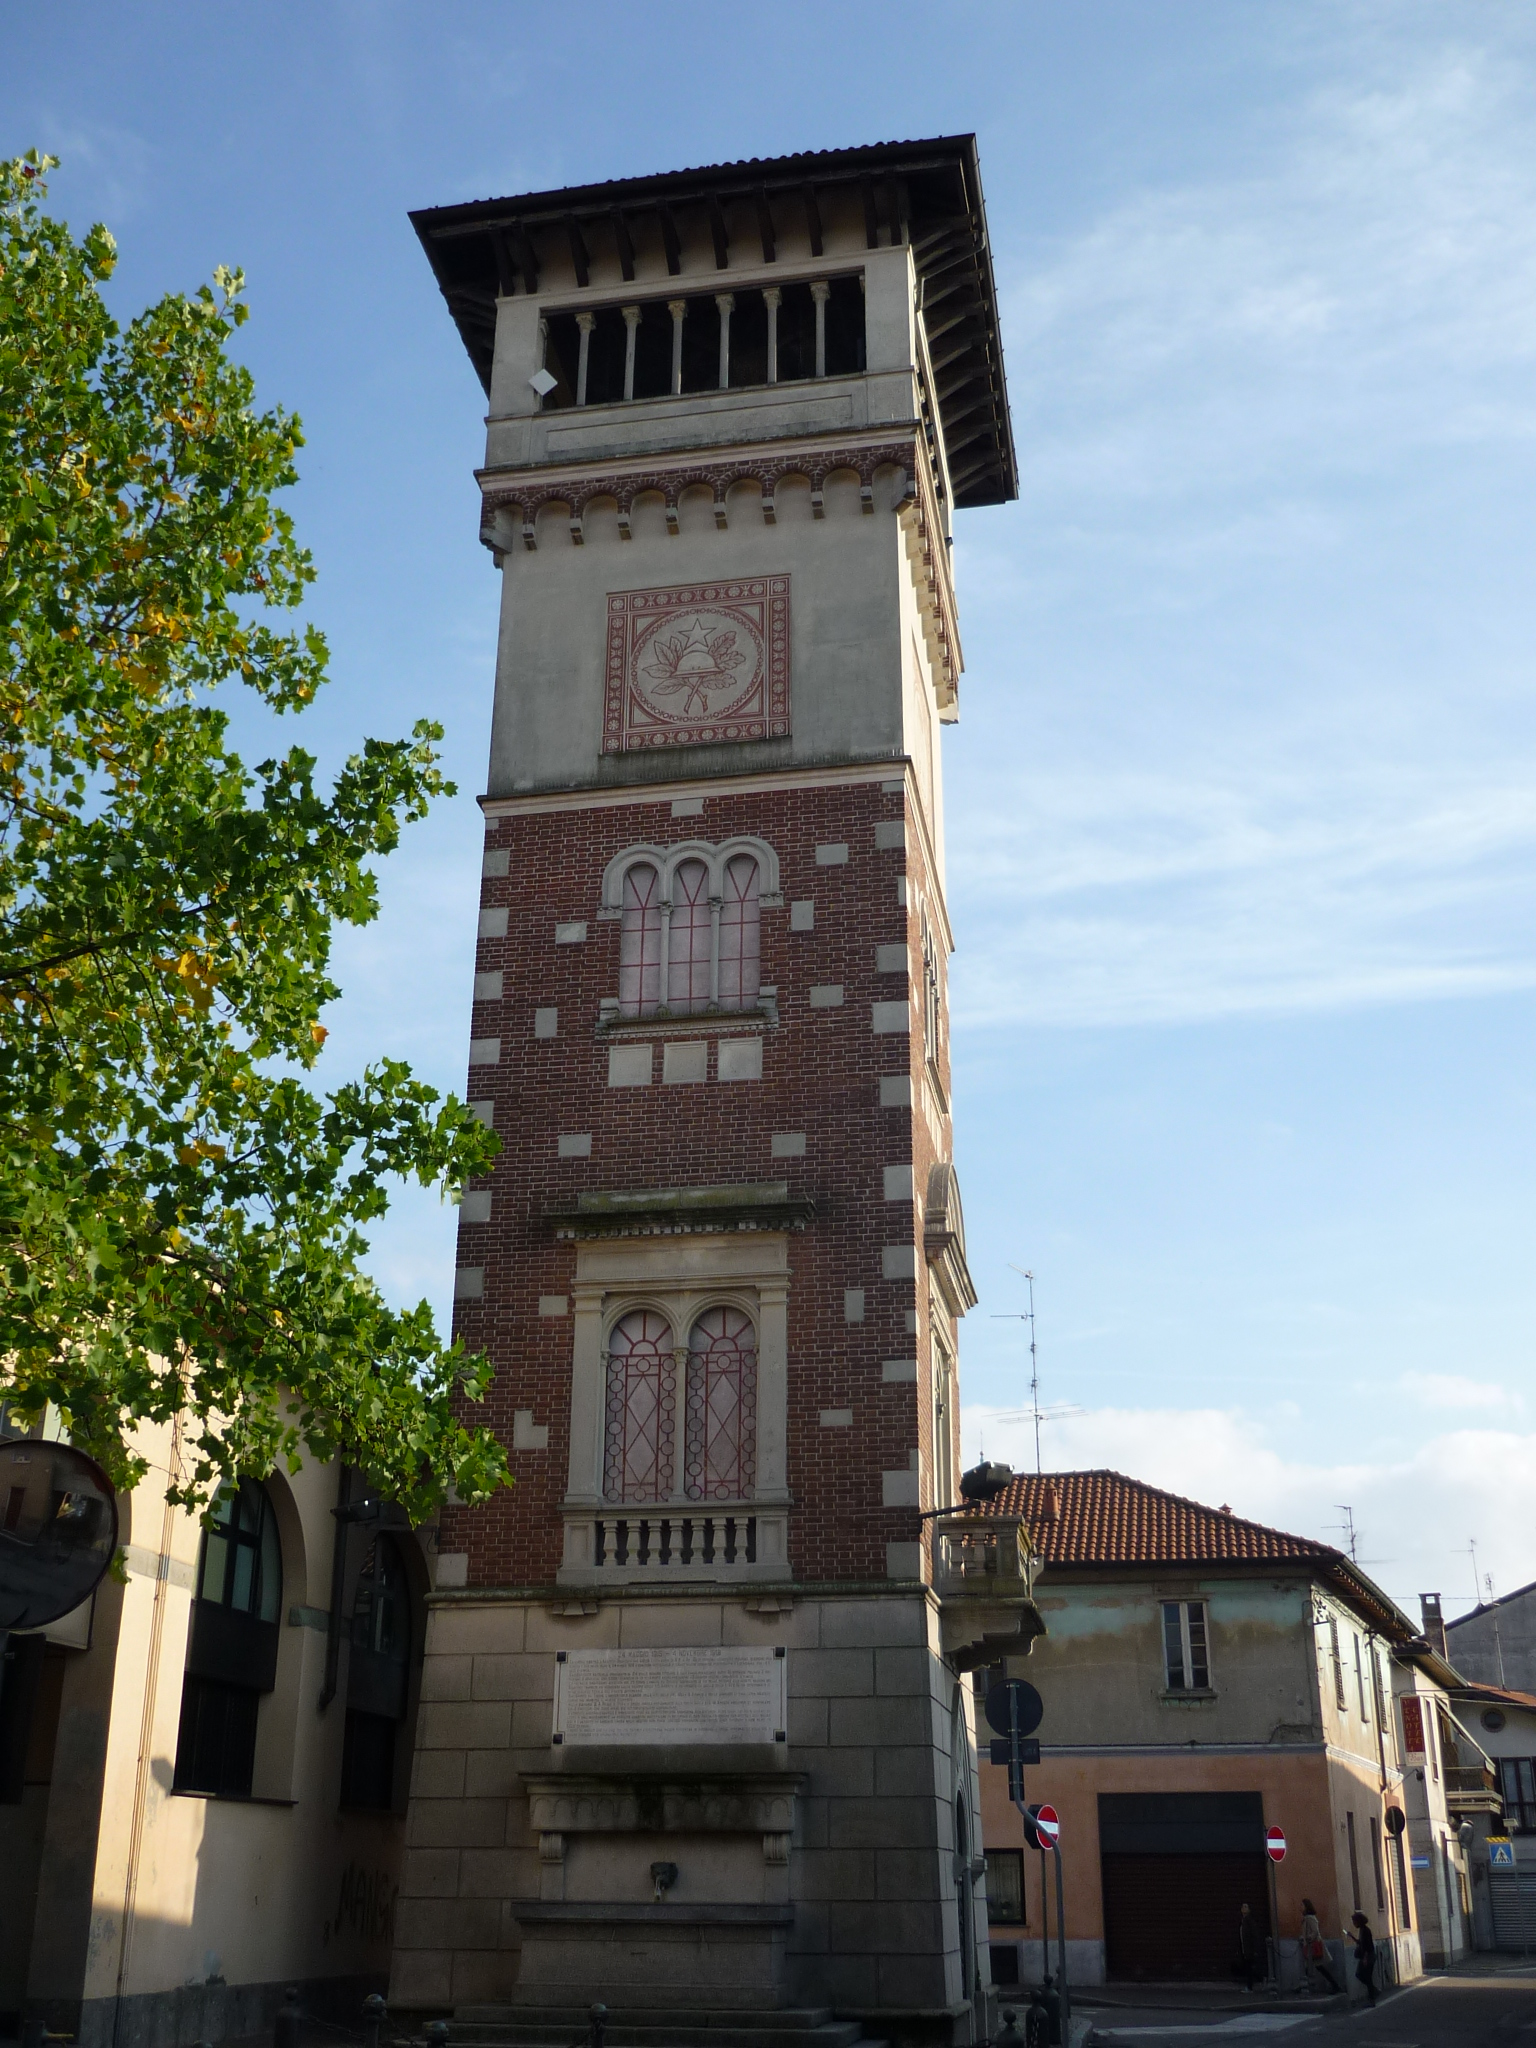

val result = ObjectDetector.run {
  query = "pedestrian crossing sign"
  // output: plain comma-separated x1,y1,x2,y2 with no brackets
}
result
1489,1837,1516,1867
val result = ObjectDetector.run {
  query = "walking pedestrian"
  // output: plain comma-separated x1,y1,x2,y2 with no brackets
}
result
1299,1898,1341,1995
1238,1902,1263,1991
1346,1911,1377,2006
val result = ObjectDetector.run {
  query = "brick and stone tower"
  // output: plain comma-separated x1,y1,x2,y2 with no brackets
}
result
395,140,1037,2047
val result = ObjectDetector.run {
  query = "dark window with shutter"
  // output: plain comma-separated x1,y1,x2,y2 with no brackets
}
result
173,1480,281,1797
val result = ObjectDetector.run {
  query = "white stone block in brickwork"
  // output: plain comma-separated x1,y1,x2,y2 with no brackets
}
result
459,1192,492,1224
875,944,908,975
880,1075,913,1108
875,821,907,851
663,1040,708,1084
512,1409,549,1451
468,1037,501,1065
809,985,844,1008
844,1288,866,1323
790,900,816,931
469,1100,495,1128
557,1133,592,1157
905,1309,919,1333
608,1043,653,1087
534,1008,558,1039
478,907,508,938
555,921,587,944
539,1295,569,1317
886,1542,923,1580
671,796,705,817
772,1133,806,1157
718,1037,763,1082
882,1470,921,1507
872,1001,910,1034
883,1165,915,1201
881,778,906,794
454,1267,484,1300
482,848,510,878
882,1245,918,1281
436,1553,469,1588
473,971,503,1001
882,1359,919,1383
820,1409,853,1428
815,843,849,866
895,878,908,907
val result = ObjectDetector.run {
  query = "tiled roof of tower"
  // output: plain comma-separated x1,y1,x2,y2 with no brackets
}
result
411,135,1016,509
994,1469,1329,1568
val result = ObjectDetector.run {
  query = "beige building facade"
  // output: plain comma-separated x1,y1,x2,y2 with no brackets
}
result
0,1401,437,2048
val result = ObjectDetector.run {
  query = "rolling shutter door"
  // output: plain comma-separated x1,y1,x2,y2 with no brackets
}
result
1099,1793,1272,1982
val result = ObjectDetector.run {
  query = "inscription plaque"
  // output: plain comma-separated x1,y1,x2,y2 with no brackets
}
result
552,1646,786,1747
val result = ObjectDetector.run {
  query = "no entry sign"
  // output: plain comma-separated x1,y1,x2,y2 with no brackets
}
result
1027,1802,1061,1850
1266,1826,1287,1863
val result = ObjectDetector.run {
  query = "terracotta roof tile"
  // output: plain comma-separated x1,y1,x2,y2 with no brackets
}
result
990,1469,1340,1571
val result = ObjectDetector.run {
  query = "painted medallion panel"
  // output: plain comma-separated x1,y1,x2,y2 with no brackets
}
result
603,576,791,751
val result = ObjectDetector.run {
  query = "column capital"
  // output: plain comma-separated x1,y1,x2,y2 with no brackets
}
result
715,291,736,313
668,298,687,319
762,285,782,307
810,279,832,303
621,303,641,326
575,310,596,332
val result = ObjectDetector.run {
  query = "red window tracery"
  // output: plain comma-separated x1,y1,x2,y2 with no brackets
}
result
684,1306,758,1500
603,1311,676,1501
717,855,761,1011
667,859,712,1014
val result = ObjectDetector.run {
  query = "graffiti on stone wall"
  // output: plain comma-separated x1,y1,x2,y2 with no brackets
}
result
323,1860,398,1949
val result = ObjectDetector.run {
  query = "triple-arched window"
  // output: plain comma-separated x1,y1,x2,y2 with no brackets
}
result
601,838,779,1020
603,1305,758,1503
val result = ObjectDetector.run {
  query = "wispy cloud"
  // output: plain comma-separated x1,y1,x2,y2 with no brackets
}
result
954,27,1536,1028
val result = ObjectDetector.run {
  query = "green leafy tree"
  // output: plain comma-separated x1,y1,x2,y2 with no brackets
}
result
0,153,507,1516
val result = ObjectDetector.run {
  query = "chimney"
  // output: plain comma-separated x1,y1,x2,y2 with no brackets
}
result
1421,1592,1447,1659
1038,1480,1060,1522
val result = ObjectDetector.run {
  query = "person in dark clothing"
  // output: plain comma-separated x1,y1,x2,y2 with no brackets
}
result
1347,1911,1377,2005
1238,1902,1264,1990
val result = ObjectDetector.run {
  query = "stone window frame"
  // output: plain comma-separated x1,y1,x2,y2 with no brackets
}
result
598,837,782,1023
595,1287,762,1509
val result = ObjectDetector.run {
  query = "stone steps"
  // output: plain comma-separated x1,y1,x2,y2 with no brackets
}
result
444,2009,881,2048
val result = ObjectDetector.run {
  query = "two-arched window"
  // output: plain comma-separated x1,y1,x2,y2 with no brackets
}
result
604,839,777,1020
603,1306,758,1503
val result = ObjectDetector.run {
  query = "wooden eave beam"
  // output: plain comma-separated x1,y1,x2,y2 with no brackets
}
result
708,196,730,269
565,217,590,289
610,209,636,283
802,184,823,257
861,176,880,249
657,203,683,276
886,174,905,245
755,187,776,264
507,222,540,291
487,229,518,298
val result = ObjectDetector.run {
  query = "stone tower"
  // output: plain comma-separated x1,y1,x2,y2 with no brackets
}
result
395,140,1037,2048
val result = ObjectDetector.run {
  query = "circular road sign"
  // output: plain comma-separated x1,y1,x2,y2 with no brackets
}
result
1027,1803,1060,1850
984,1679,1044,1740
1384,1807,1407,1839
0,1437,119,1630
1266,1826,1287,1864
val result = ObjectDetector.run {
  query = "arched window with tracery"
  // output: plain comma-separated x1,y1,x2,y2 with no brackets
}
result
717,855,761,1011
684,1306,757,1500
619,863,662,1017
667,858,712,1013
603,1310,677,1501
174,1478,282,1798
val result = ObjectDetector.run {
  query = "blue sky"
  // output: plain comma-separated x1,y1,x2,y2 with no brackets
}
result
7,2,1534,1617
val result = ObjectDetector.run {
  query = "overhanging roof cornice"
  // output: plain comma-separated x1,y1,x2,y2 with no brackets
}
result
411,136,1016,510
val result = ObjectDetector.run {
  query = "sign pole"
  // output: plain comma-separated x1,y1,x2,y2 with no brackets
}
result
1053,1842,1070,2040
1267,1854,1279,1990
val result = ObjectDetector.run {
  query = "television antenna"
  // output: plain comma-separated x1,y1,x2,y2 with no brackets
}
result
990,1267,1080,1475
1334,1506,1359,1563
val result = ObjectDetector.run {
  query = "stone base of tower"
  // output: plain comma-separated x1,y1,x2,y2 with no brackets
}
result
391,1584,1016,2048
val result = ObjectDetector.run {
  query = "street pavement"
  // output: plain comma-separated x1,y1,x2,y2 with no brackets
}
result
1079,1958,1536,2045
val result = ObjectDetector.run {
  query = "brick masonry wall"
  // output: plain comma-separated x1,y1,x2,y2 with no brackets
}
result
440,766,952,1589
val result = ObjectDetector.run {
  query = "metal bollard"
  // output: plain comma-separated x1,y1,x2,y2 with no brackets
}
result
423,2020,451,2048
274,1988,303,2048
588,2003,608,2048
996,2009,1025,2048
362,1995,388,2048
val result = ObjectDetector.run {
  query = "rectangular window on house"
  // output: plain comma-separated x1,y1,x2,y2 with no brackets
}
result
1354,1635,1369,1719
1372,1650,1390,1754
985,1848,1025,1925
1392,1832,1413,1927
1346,1810,1362,1912
1499,1758,1536,1832
1329,1617,1347,1710
1162,1601,1211,1691
1369,1814,1386,1908
173,1674,259,1798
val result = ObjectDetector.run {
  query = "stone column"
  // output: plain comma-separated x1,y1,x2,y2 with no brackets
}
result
622,304,640,402
716,292,735,389
764,286,781,383
575,311,595,406
811,280,830,378
668,299,686,396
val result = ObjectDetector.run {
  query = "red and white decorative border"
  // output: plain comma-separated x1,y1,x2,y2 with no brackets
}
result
602,576,791,753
